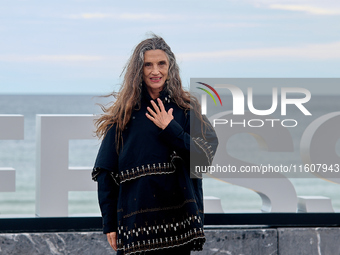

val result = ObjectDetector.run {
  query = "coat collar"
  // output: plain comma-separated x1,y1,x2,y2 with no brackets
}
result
141,81,171,105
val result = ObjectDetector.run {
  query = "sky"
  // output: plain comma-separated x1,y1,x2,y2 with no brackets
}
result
0,0,340,94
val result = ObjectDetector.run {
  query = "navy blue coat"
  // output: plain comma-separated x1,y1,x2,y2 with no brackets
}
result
93,84,218,254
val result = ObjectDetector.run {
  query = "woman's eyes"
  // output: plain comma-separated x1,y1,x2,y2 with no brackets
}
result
144,62,167,67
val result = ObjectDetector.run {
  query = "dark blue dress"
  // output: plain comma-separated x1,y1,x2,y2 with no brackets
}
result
93,85,218,254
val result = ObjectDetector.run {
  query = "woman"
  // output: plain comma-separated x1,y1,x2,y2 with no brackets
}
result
92,35,218,255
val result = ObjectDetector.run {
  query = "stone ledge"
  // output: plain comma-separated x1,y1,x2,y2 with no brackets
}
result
0,232,114,255
193,229,277,255
1,228,340,254
278,228,340,255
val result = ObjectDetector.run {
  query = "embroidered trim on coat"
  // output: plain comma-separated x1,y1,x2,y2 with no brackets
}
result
120,162,175,183
192,137,214,165
123,199,197,219
117,215,205,254
91,167,120,186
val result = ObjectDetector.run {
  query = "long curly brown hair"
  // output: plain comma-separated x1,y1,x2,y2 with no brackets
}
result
95,34,204,150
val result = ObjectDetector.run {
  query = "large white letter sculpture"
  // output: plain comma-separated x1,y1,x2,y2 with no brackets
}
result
36,115,97,217
209,111,298,212
0,115,24,192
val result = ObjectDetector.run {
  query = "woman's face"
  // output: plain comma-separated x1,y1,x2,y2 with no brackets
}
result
143,49,169,93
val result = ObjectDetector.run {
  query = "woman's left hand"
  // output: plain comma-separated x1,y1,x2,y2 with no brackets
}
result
146,98,174,130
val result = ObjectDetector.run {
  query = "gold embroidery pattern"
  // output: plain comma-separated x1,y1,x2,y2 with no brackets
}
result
192,137,214,165
120,162,175,183
123,199,197,219
117,215,205,254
